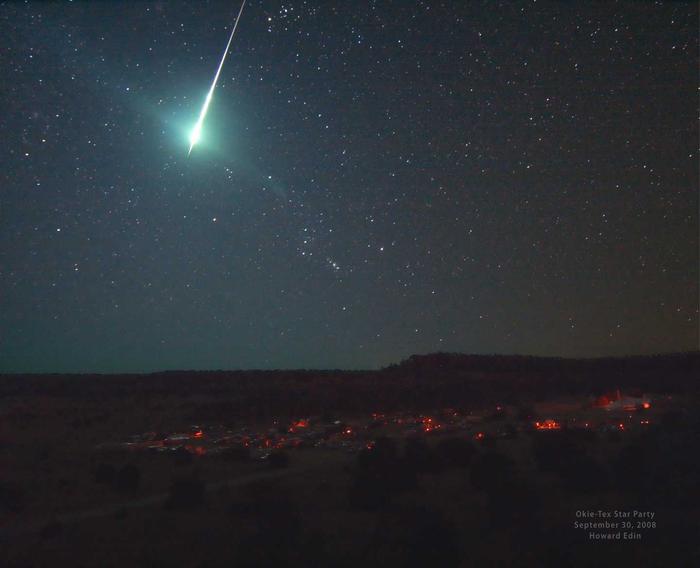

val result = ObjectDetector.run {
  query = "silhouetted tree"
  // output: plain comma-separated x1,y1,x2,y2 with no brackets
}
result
403,437,442,474
351,436,416,509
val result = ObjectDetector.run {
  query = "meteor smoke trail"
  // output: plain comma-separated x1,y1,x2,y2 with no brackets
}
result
188,0,247,156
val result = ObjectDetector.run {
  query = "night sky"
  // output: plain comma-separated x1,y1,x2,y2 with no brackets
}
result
1,1,697,373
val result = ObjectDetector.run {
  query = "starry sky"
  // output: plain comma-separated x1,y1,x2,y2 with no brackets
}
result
1,1,697,373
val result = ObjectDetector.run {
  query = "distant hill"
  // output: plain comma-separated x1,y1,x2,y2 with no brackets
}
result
1,352,697,419
386,351,700,376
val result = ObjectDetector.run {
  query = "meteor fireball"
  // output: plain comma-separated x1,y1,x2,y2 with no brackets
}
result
188,0,247,156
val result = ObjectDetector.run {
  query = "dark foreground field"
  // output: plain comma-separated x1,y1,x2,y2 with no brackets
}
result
1,353,699,567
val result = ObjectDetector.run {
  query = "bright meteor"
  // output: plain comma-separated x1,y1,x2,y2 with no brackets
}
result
188,0,247,156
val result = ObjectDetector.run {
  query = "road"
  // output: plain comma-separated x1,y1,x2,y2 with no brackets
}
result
0,461,317,540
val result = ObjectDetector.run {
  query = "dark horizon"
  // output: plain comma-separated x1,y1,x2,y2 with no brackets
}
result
1,349,697,377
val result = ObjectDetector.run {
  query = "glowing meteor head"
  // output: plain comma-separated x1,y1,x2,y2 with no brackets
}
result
189,122,203,149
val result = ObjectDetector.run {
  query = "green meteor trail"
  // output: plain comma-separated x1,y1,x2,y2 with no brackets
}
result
188,0,247,156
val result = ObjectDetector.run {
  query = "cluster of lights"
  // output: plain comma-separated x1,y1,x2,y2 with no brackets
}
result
288,418,309,433
534,419,561,430
422,416,441,433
